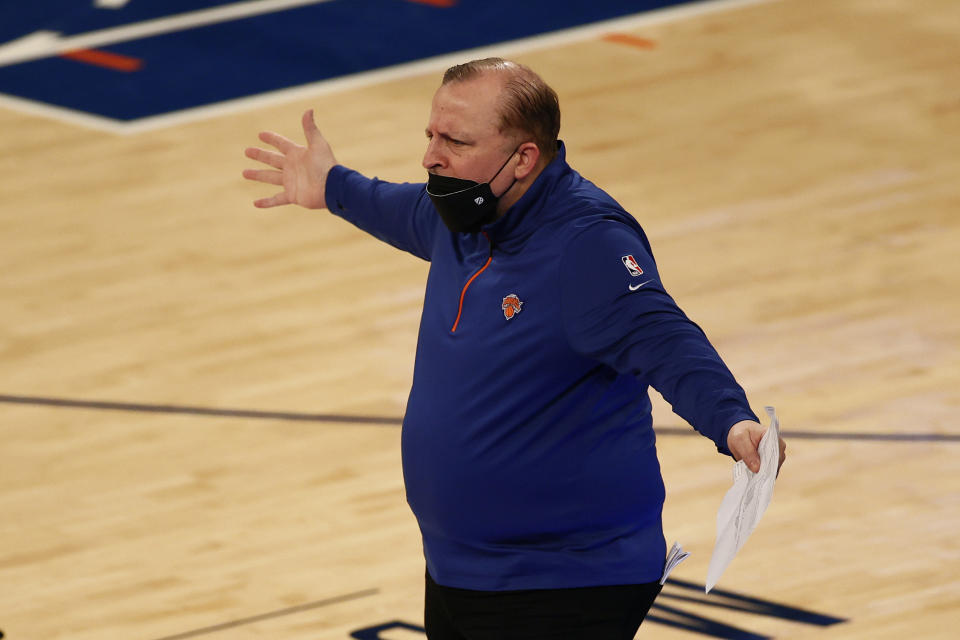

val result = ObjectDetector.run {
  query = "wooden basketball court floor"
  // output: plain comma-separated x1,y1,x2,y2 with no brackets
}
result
1,0,958,638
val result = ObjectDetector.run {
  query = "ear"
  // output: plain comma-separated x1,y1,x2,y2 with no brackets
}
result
514,141,542,180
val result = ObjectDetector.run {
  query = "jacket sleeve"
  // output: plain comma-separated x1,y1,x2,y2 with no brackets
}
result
325,164,439,261
559,219,757,454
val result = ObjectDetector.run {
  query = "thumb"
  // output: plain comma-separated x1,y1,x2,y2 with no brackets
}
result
728,420,763,473
302,108,321,145
742,448,761,474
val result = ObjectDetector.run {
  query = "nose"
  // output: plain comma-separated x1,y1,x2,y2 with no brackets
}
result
422,138,446,172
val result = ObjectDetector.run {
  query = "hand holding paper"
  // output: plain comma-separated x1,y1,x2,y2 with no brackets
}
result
706,406,782,592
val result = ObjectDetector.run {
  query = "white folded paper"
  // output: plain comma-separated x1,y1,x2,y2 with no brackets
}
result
705,406,780,592
660,541,690,585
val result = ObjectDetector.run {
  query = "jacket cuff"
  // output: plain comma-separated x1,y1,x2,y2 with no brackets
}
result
325,164,352,214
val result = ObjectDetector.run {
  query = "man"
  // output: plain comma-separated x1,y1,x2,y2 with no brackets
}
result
243,58,786,639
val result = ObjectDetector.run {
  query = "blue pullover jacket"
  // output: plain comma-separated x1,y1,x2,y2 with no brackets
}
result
326,142,757,591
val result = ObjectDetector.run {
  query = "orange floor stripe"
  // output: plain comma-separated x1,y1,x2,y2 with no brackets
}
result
60,49,144,72
602,33,657,50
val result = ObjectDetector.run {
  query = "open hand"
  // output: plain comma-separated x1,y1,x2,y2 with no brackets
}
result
242,109,336,209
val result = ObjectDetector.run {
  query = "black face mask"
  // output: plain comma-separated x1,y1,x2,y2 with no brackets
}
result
426,148,518,234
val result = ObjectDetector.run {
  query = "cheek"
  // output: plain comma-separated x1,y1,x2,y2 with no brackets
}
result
457,153,499,183
447,156,469,177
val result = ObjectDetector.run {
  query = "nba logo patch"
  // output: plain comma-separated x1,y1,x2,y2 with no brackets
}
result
621,255,644,277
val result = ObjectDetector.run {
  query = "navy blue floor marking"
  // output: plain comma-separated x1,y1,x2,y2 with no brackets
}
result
0,0,691,121
3,393,958,442
149,588,379,640
347,578,846,639
647,603,772,640
646,576,846,639
661,577,847,626
0,1,241,44
351,621,426,639
0,393,401,426
653,425,960,443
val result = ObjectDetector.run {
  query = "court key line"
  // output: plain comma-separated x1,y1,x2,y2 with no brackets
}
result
148,588,379,640
0,393,401,426
2,393,958,442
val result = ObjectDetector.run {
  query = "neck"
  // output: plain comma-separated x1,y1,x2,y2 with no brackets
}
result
494,161,548,218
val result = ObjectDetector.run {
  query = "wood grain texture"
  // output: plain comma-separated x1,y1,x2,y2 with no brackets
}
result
1,1,958,638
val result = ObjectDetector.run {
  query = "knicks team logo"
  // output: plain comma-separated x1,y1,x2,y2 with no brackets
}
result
621,255,644,277
502,294,523,320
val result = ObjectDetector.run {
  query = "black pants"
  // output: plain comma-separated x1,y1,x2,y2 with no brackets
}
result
424,572,662,640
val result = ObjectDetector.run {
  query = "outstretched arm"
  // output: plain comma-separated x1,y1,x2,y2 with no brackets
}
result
243,109,336,209
559,219,787,477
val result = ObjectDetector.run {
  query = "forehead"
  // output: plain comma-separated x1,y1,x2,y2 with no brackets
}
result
427,74,504,137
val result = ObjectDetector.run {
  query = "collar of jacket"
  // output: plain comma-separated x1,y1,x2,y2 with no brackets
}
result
478,140,572,253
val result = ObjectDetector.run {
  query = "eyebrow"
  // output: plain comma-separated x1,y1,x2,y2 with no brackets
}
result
425,129,470,143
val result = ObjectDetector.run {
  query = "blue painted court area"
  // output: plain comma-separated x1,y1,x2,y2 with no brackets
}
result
0,0,693,122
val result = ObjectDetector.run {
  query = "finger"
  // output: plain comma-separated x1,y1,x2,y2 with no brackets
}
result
776,437,787,476
730,431,761,473
254,192,291,208
258,130,295,153
302,108,321,145
743,450,761,474
242,168,283,186
244,146,284,169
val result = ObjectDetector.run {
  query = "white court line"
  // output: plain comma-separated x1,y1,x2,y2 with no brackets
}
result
0,0,778,135
0,0,338,67
0,91,129,131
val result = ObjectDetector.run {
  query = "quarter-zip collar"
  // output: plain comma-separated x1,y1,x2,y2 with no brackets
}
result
479,141,573,253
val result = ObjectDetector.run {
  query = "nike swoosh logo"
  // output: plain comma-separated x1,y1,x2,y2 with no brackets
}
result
628,279,654,291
